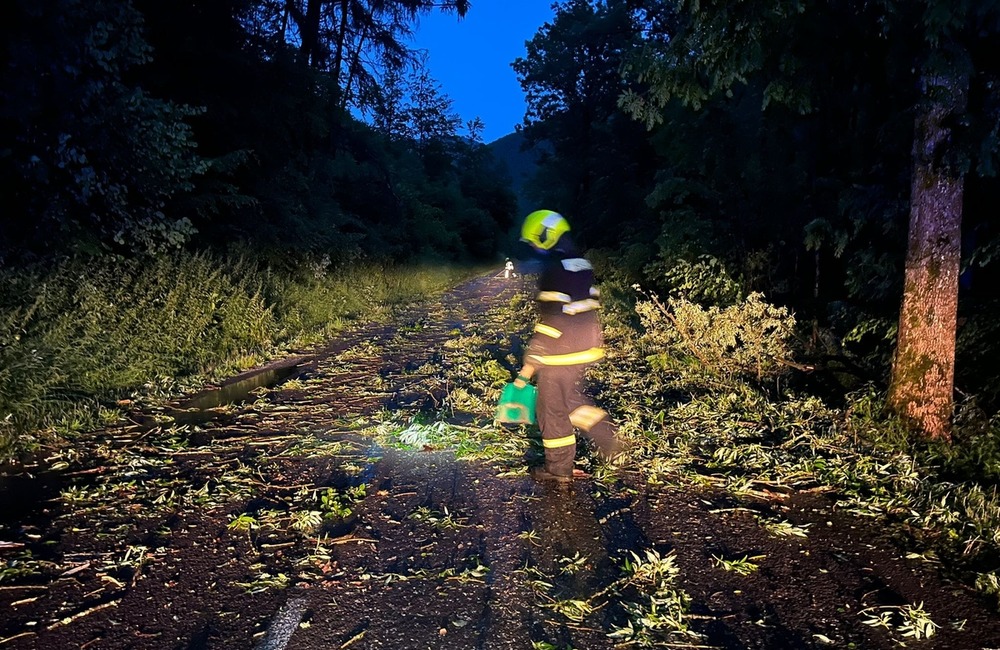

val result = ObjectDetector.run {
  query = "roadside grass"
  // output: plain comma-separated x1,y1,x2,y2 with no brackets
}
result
585,282,1000,611
0,250,479,461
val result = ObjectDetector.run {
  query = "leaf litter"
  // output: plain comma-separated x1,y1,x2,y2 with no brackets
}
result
0,273,999,649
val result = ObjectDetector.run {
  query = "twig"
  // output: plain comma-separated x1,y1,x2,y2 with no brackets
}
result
47,599,121,630
162,450,216,457
59,561,91,577
708,507,758,514
249,480,316,491
339,630,366,648
62,466,108,477
246,435,302,445
327,536,377,546
561,622,603,632
774,357,814,372
0,632,36,646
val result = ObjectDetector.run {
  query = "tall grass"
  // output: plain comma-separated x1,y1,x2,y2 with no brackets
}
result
0,250,477,460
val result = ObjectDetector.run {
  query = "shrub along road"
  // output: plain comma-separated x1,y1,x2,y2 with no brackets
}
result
1,272,999,649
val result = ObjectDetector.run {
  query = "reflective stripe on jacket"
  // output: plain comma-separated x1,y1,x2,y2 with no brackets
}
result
525,256,604,367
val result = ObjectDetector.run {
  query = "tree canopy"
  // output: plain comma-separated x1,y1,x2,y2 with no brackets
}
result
515,0,1000,427
0,0,512,262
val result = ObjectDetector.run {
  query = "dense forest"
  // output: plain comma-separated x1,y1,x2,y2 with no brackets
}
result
0,0,516,262
2,0,1000,455
507,0,1000,441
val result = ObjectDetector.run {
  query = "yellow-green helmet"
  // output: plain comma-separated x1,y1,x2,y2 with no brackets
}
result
521,210,570,250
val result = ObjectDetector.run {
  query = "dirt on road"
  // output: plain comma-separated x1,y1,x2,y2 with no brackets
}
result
2,272,1000,650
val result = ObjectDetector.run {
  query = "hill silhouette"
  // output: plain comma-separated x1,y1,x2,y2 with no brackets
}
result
488,131,548,217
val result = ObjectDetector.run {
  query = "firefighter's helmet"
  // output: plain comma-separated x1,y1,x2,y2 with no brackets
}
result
521,210,570,251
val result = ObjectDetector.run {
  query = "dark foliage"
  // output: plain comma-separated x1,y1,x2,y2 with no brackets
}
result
515,0,1000,412
513,0,658,250
0,0,205,256
0,0,514,263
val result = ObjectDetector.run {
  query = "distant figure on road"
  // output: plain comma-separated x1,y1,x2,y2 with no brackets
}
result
504,258,516,279
512,210,623,483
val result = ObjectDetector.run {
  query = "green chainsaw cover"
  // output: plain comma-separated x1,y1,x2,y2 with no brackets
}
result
495,382,537,424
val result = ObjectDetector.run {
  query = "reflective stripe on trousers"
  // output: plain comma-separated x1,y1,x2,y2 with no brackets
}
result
536,364,619,476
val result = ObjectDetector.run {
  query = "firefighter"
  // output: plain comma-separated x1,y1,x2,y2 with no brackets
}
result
513,210,623,482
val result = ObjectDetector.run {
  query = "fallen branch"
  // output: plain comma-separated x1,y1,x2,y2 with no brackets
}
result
339,629,366,649
775,357,815,372
0,632,36,646
646,291,714,370
47,598,121,630
328,535,377,546
62,466,109,477
59,561,91,577
251,482,317,491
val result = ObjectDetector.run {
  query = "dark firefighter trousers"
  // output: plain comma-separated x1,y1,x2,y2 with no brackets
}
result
536,363,621,477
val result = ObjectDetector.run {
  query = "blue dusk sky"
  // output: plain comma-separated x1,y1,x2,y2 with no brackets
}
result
409,2,557,144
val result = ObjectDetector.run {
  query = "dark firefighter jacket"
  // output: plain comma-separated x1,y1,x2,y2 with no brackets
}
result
524,256,604,367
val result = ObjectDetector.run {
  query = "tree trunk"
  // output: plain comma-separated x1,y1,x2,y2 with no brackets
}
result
887,69,968,441
298,0,323,68
811,248,821,349
340,19,371,109
332,0,350,84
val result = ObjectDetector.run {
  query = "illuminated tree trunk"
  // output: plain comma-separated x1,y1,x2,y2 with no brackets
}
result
887,70,968,441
